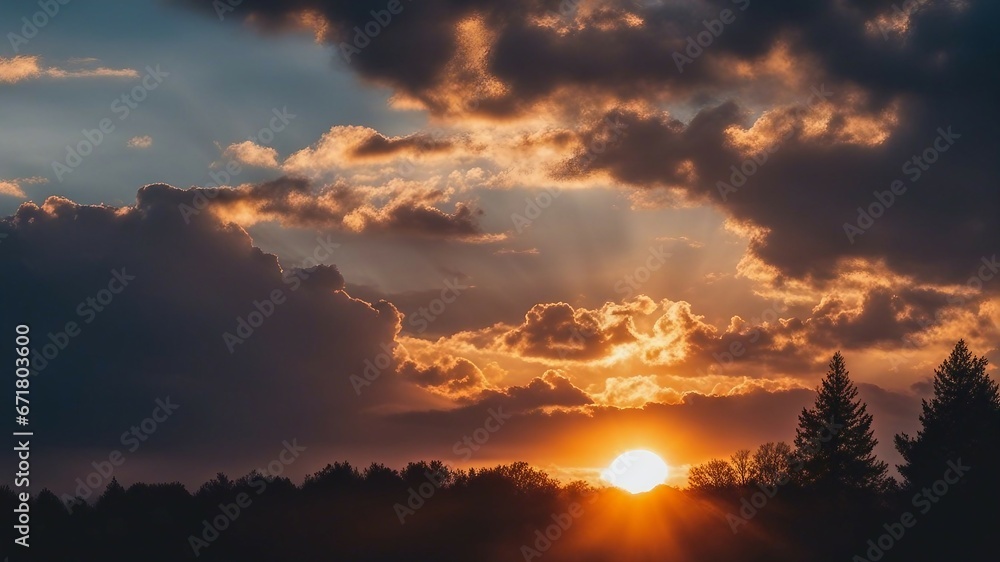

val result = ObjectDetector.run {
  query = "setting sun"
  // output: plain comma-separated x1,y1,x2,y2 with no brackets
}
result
602,450,670,494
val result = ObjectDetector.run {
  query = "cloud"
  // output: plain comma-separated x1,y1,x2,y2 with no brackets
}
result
223,140,279,168
397,355,490,398
0,186,941,488
805,286,954,349
170,178,497,241
499,301,637,360
169,0,1000,296
467,370,594,413
161,0,881,118
0,185,418,487
413,282,980,399
493,247,540,256
282,125,468,178
457,297,760,371
0,56,41,83
0,56,138,83
0,176,46,198
590,374,686,408
127,136,153,149
351,129,456,159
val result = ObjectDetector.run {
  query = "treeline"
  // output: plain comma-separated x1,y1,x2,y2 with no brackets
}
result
686,340,998,560
688,340,998,495
2,341,996,561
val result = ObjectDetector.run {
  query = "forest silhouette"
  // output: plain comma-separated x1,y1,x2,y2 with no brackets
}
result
5,340,997,561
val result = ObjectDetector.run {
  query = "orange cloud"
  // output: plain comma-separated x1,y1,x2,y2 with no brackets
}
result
0,56,137,83
127,136,153,149
0,176,46,198
223,141,279,168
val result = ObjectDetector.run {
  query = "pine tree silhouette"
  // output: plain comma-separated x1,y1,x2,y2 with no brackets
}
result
794,352,888,492
894,339,1000,488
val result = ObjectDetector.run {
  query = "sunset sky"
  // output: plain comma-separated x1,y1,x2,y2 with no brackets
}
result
1,0,997,492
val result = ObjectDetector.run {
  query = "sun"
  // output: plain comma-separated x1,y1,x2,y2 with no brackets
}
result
601,450,669,494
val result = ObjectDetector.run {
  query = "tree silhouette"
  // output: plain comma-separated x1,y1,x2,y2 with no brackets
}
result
750,442,793,487
730,449,753,487
687,458,736,490
302,461,362,493
794,352,888,492
97,477,126,510
895,340,1000,488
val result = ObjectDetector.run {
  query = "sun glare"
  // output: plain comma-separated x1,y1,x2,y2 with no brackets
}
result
602,450,669,494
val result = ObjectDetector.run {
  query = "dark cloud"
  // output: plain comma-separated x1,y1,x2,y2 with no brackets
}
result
467,370,594,412
0,186,423,488
450,289,964,380
170,0,1000,287
350,130,455,158
398,355,489,395
571,92,996,287
171,177,490,240
363,199,486,238
164,0,964,114
805,287,955,349
500,302,635,360
0,183,927,487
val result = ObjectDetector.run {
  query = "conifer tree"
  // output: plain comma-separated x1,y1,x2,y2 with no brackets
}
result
794,352,888,492
895,340,1000,488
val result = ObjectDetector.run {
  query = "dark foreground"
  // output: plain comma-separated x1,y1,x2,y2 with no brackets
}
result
2,459,994,562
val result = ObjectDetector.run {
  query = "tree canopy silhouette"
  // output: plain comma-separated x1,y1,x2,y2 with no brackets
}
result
895,339,1000,489
793,352,888,493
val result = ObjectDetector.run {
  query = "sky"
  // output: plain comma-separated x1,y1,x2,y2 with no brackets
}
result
1,0,998,493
